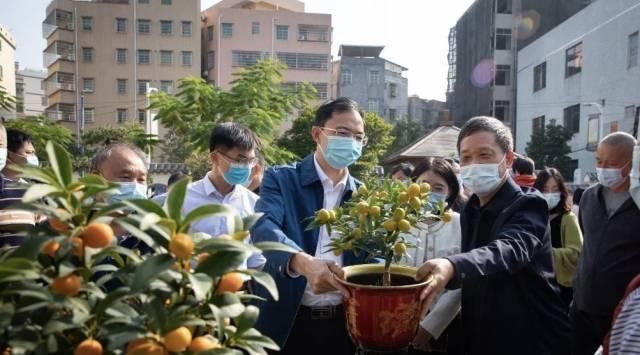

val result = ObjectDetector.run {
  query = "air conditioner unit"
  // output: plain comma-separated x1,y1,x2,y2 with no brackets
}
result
82,89,93,93
201,15,207,22
298,34,307,41
202,70,209,76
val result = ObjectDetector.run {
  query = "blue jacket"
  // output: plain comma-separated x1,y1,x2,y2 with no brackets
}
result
250,154,367,347
445,178,570,355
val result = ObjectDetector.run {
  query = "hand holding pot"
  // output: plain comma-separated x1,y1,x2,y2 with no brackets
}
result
412,326,433,352
416,258,455,315
291,252,350,297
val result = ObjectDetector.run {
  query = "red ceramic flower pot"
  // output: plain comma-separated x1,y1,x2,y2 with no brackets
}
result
336,264,432,352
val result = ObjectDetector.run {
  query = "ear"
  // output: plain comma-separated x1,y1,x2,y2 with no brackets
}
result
505,151,515,170
209,151,217,167
311,126,322,145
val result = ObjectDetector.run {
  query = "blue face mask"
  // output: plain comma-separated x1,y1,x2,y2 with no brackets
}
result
320,136,362,169
223,163,251,186
107,181,148,203
429,192,448,205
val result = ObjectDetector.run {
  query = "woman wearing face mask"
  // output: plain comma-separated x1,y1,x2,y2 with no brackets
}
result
405,157,464,355
533,168,583,307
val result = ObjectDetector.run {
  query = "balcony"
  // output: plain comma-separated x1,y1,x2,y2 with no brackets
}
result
43,9,74,39
46,72,76,95
297,25,330,42
43,41,75,67
46,109,76,122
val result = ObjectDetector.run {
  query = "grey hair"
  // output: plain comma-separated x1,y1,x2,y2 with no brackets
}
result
600,132,636,153
91,143,149,173
457,116,514,153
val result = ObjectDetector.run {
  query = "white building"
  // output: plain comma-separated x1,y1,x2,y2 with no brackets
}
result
16,66,47,117
516,0,640,183
0,25,17,119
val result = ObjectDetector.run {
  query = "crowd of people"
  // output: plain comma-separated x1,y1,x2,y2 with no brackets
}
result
0,97,639,355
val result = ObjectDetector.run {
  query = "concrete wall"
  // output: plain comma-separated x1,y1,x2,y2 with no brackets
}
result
516,0,640,182
16,68,47,117
0,25,17,119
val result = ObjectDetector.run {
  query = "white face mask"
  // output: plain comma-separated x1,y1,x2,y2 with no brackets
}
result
597,163,630,189
630,145,640,208
26,155,39,167
0,148,7,171
543,192,561,210
460,155,506,197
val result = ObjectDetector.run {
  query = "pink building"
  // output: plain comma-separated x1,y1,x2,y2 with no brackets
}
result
201,0,332,101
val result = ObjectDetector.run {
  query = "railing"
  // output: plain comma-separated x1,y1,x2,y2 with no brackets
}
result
46,110,76,122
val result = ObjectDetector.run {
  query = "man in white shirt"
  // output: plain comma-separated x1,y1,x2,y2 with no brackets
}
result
182,123,264,269
251,98,369,354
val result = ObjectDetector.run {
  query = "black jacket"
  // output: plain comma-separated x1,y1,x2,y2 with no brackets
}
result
574,184,640,316
445,178,570,355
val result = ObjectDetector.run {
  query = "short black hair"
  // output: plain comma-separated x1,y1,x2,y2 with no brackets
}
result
534,168,571,214
168,171,187,186
411,157,464,212
572,188,584,205
6,128,33,154
457,116,513,154
513,156,535,175
314,97,364,127
208,122,259,153
389,163,414,177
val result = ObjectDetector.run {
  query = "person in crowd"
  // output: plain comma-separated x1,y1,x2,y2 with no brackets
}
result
247,151,265,194
0,125,35,249
2,128,38,181
390,162,414,181
607,274,640,355
182,122,264,269
533,168,583,306
416,116,569,355
511,155,536,188
405,157,463,355
571,132,640,355
571,187,585,216
251,98,368,354
151,171,187,205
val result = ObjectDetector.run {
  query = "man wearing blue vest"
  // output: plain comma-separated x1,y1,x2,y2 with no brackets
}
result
251,98,368,354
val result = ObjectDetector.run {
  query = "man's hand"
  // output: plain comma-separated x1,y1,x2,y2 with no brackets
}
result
412,326,433,352
291,253,350,298
416,258,455,316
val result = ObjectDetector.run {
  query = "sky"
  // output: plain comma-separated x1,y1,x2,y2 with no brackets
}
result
1,0,474,101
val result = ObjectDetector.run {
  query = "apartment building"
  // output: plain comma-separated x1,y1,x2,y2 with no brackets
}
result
0,25,17,119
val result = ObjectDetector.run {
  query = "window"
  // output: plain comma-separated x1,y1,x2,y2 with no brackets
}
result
117,109,128,123
276,25,289,40
496,0,512,14
41,96,47,107
368,71,379,84
634,107,640,138
252,22,260,35
181,21,192,36
207,26,214,41
587,114,600,150
534,62,546,92
137,49,151,64
629,32,639,68
389,109,397,121
222,23,233,38
115,18,127,33
368,100,379,113
341,70,352,85
181,51,193,66
495,28,511,50
532,115,545,133
116,48,127,64
494,64,511,86
82,47,93,63
493,100,510,122
160,80,173,94
207,51,215,69
160,20,173,35
563,104,580,134
298,24,329,42
276,52,328,70
312,83,328,100
138,0,149,3
84,108,94,122
138,110,146,124
82,78,94,93
160,50,173,65
161,0,172,5
233,51,265,67
116,79,127,94
81,16,93,31
389,83,397,98
565,42,583,77
138,80,150,95
137,19,151,34
569,160,579,180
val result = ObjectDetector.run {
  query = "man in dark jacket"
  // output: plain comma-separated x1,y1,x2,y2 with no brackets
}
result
417,116,569,355
571,132,640,355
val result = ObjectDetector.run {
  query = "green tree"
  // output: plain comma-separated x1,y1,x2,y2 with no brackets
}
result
4,116,74,162
525,123,573,179
386,118,426,156
0,85,16,112
149,59,316,165
278,109,393,179
184,150,211,180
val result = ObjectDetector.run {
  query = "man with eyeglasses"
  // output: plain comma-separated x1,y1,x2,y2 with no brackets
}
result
182,122,265,269
251,98,369,354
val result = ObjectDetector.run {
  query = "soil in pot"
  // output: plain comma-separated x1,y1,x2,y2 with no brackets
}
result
347,273,416,287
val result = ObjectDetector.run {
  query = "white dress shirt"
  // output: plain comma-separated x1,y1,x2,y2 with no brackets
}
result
299,154,348,307
182,173,265,269
403,213,462,339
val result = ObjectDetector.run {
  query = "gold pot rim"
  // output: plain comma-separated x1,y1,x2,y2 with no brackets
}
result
335,264,433,290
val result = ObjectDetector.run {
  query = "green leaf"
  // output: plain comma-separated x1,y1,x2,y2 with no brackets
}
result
22,184,61,203
234,305,259,334
115,219,161,250
195,250,248,277
11,163,60,186
46,141,73,187
43,320,82,335
139,212,162,231
199,349,244,355
122,199,168,219
212,292,245,318
131,254,175,292
197,238,259,254
144,296,169,334
242,213,263,231
253,242,300,254
240,270,278,301
180,204,235,233
188,273,213,301
93,287,130,316
91,245,142,265
7,237,50,260
165,177,191,224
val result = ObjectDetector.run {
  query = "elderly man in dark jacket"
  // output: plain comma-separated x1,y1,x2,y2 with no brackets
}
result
417,116,570,355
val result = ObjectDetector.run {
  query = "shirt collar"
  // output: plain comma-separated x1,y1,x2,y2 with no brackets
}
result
313,153,348,190
203,173,236,199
